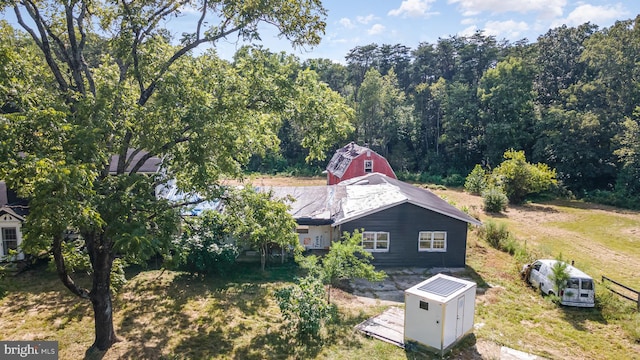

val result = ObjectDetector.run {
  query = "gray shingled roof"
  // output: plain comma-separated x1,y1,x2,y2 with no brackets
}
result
263,173,481,227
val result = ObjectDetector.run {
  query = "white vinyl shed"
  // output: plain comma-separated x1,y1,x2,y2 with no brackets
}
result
404,273,476,355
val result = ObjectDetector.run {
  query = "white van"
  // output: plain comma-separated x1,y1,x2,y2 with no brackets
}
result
522,259,595,308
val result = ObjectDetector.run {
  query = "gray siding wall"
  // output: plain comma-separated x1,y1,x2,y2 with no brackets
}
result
339,203,468,267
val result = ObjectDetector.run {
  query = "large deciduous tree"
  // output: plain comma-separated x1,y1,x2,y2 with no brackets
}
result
0,0,353,354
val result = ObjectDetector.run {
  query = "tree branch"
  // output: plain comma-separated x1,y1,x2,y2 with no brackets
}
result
129,134,190,175
65,2,85,94
52,234,91,300
14,3,69,93
138,23,243,106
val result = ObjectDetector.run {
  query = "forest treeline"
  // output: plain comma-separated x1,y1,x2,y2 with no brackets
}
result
251,16,640,208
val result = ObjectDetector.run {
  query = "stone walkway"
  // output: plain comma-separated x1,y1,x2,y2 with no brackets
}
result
350,267,467,302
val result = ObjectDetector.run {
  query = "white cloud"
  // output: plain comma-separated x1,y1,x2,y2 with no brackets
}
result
448,0,567,19
459,25,478,37
357,14,377,24
557,3,628,27
388,0,436,18
339,17,355,29
367,24,386,35
483,20,530,39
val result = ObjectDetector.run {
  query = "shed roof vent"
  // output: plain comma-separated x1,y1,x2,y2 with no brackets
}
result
417,277,467,297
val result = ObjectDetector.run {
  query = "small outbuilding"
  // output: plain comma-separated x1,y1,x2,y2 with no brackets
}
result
404,273,476,355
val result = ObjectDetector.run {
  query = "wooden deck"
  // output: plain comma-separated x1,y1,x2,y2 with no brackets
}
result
355,307,405,348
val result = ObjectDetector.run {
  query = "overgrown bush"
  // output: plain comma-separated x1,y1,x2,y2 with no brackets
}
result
478,220,529,257
585,189,640,210
171,235,239,276
442,173,465,187
274,274,335,339
482,186,508,213
464,164,487,195
166,210,239,275
479,220,510,249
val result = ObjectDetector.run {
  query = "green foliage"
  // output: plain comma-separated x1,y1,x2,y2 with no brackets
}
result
320,230,386,288
167,211,239,275
0,1,340,350
492,150,557,204
479,220,510,249
550,259,570,296
442,173,465,187
274,273,335,339
110,258,127,294
47,239,91,274
481,186,508,213
465,164,487,195
225,187,300,271
478,220,530,261
45,239,128,294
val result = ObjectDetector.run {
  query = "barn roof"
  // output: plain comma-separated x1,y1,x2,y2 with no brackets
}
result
263,173,481,227
326,142,376,178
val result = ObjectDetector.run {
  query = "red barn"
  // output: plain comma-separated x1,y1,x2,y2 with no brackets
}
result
326,142,396,185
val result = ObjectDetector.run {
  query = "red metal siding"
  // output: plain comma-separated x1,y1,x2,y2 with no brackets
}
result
327,152,396,184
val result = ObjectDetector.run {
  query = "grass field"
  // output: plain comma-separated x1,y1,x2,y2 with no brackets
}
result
1,177,639,359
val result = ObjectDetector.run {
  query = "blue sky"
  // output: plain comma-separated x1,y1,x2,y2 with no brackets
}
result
205,0,640,63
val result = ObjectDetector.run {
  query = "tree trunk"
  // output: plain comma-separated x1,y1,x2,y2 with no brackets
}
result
260,245,267,272
85,233,118,352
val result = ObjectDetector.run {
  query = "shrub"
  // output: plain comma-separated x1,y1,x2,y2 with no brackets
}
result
173,235,239,275
464,164,487,195
482,186,508,213
167,210,239,275
443,173,465,187
274,274,334,339
479,220,510,249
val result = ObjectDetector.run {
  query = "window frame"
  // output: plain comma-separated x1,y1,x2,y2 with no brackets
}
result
1,227,18,256
361,231,390,252
418,231,447,252
363,159,373,173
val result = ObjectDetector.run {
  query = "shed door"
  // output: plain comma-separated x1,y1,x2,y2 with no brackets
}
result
456,296,465,339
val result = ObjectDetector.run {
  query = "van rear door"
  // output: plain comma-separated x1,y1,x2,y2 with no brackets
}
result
561,278,595,307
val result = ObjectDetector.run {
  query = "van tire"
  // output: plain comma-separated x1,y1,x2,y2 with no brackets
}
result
539,283,544,295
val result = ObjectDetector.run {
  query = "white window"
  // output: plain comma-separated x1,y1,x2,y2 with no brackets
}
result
364,159,373,173
1,227,18,256
418,231,447,252
362,231,389,252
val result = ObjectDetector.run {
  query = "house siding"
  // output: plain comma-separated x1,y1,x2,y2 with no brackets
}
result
339,203,468,267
